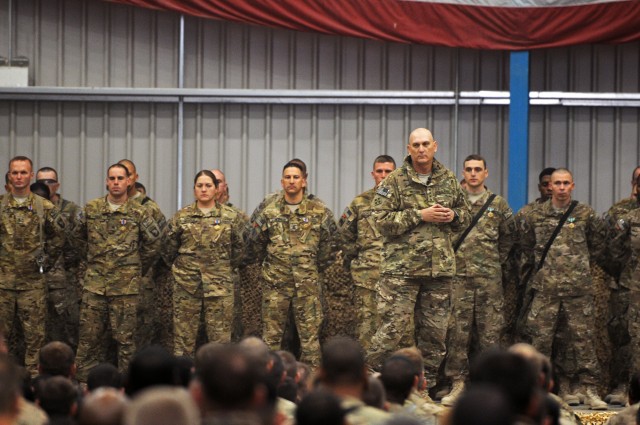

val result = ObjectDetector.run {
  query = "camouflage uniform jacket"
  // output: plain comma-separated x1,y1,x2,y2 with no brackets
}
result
247,194,337,288
603,197,639,278
337,188,383,288
454,189,516,278
520,200,607,297
78,196,162,296
162,202,246,297
0,193,66,290
130,193,167,231
371,156,470,277
47,196,83,290
609,207,640,291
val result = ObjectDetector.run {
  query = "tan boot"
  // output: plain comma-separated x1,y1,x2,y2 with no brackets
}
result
559,379,580,406
441,380,465,407
583,387,608,410
604,385,627,406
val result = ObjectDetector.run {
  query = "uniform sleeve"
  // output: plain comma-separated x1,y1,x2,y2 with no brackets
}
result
606,213,631,273
586,210,608,267
230,213,247,270
449,181,471,232
43,206,67,272
519,213,537,285
336,203,358,269
138,209,163,275
316,209,338,272
160,213,182,267
498,202,517,265
243,211,269,267
371,177,422,237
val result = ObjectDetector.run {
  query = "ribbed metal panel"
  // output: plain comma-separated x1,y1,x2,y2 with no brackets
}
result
1,0,639,216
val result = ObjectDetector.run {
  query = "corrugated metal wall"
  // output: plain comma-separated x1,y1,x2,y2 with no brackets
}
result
1,0,638,216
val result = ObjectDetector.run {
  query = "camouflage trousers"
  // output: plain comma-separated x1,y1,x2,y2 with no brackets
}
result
75,291,137,381
367,275,452,386
262,279,323,367
607,287,640,389
444,275,505,379
46,286,80,351
353,285,379,353
136,276,157,349
0,287,46,377
173,283,234,357
520,291,600,386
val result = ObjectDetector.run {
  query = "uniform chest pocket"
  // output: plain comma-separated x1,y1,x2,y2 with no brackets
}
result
292,216,321,244
200,221,232,247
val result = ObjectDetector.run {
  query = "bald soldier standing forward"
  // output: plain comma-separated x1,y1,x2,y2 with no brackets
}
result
367,128,470,390
75,164,162,380
337,155,395,351
246,161,337,366
441,154,516,405
519,168,608,410
0,156,66,376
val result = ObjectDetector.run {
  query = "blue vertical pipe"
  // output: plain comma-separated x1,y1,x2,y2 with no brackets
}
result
508,51,530,212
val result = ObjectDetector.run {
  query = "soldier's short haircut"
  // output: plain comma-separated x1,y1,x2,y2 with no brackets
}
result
289,158,308,176
123,387,200,425
0,353,20,415
296,390,351,425
282,161,305,174
134,182,146,193
380,355,418,404
469,349,538,417
193,169,218,188
632,165,640,183
8,155,33,170
362,376,386,409
118,159,136,174
550,168,573,180
194,343,264,410
39,342,75,377
538,167,556,183
35,376,77,417
78,387,128,425
276,350,298,380
126,345,177,397
320,337,366,386
463,154,487,169
108,163,130,177
373,155,396,168
87,363,122,391
37,167,58,180
450,384,513,425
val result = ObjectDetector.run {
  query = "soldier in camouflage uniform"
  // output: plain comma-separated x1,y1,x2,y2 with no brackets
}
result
246,161,337,366
36,167,83,351
75,164,162,381
118,159,167,349
0,156,66,376
367,128,471,390
212,168,249,340
519,168,608,410
606,172,640,404
162,170,246,356
337,155,395,352
441,154,516,406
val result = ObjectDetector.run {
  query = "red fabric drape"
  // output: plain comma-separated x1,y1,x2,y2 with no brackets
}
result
105,0,640,50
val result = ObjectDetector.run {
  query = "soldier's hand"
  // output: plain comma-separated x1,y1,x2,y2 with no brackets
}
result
421,204,454,223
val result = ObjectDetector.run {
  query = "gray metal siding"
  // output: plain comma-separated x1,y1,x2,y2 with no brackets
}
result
1,0,639,217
